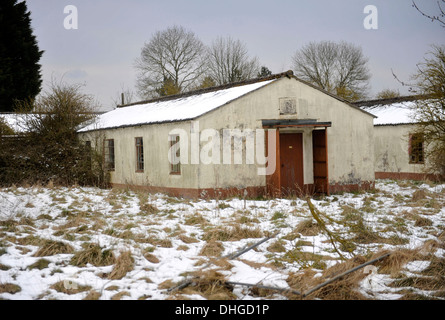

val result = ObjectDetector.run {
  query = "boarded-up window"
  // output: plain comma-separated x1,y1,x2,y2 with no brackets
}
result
409,133,424,164
105,139,115,171
135,137,144,172
279,98,297,115
169,134,181,174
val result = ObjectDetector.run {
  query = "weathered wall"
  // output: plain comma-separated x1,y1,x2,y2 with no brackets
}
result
374,124,428,178
79,121,200,191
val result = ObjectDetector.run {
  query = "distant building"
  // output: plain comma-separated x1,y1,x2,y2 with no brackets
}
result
356,96,441,181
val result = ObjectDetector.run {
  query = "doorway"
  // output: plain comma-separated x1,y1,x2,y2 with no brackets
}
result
312,129,329,195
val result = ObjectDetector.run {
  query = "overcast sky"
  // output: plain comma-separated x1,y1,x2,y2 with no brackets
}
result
25,0,444,111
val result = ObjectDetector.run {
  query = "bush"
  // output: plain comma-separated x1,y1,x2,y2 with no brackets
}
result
0,81,108,187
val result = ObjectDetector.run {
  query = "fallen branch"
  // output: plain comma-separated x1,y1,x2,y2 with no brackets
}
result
224,231,279,260
306,197,350,259
225,252,392,298
225,281,302,296
303,252,391,297
167,232,278,293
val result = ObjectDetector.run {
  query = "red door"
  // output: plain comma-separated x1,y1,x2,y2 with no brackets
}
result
279,133,304,195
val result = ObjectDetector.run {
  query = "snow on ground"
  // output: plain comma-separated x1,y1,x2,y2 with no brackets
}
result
0,180,444,300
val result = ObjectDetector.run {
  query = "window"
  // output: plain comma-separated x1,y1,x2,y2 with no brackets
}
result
85,141,92,165
169,134,181,174
135,137,144,172
105,139,115,171
409,133,424,164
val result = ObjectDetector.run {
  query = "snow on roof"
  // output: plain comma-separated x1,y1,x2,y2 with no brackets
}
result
0,113,28,133
363,101,417,126
78,80,276,132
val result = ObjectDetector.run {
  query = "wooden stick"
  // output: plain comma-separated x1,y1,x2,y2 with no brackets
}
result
225,232,279,259
303,252,391,297
225,281,302,296
167,232,278,293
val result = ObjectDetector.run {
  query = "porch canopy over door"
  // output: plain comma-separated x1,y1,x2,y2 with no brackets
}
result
262,119,331,197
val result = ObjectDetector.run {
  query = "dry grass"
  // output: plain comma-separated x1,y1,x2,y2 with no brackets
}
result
50,281,92,295
388,253,445,299
412,189,428,202
144,252,160,263
70,243,116,267
54,216,88,232
178,234,199,244
180,270,235,300
267,240,287,253
148,237,173,248
376,249,422,276
28,258,50,270
108,250,134,280
0,219,20,232
199,240,224,257
414,216,434,227
294,219,320,236
202,225,263,242
158,279,175,290
0,283,21,294
83,290,101,300
184,213,208,226
286,269,319,294
33,239,74,257
111,291,131,300
305,255,371,300
139,203,160,215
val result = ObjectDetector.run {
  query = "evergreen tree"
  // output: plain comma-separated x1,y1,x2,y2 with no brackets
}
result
155,76,181,97
196,76,216,90
257,66,272,78
0,0,43,112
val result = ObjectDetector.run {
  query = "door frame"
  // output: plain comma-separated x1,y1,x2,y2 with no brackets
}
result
264,124,330,197
312,128,329,195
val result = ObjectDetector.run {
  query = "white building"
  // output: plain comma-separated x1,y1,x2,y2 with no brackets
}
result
78,71,376,198
358,96,440,181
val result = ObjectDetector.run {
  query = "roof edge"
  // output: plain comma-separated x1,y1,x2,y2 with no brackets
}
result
353,94,433,108
119,70,294,108
287,76,377,118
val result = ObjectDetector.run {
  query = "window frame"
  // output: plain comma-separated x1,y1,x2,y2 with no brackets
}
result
104,139,115,171
409,133,425,164
169,134,181,175
135,137,144,172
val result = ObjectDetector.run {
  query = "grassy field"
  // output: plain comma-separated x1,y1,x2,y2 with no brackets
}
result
0,179,444,300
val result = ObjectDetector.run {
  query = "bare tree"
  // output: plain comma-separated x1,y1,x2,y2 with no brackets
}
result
135,25,206,98
205,36,260,85
292,41,371,101
1,80,105,186
409,45,445,176
412,0,445,28
375,89,400,99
